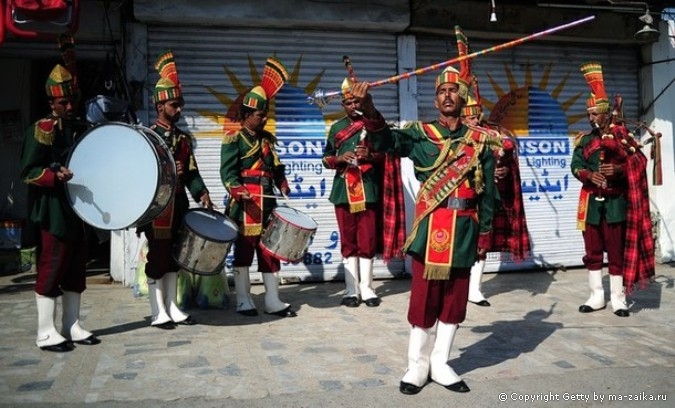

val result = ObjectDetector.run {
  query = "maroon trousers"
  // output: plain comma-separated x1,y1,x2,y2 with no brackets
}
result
582,219,625,276
35,229,87,297
232,235,280,273
334,204,377,258
407,255,470,328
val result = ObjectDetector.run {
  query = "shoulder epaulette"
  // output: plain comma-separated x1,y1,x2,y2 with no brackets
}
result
222,130,240,145
405,121,422,130
34,119,57,145
573,132,587,148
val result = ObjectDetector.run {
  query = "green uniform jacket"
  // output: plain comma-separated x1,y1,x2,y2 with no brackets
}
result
571,132,627,225
369,121,497,268
20,117,86,241
143,122,208,234
322,116,381,206
220,128,288,226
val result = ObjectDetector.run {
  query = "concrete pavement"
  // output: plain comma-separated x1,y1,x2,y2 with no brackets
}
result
0,261,674,407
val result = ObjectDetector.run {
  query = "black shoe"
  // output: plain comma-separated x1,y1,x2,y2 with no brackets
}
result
364,297,381,307
614,309,630,317
237,309,259,317
399,381,423,395
444,380,470,393
176,316,197,325
578,304,606,313
265,306,297,318
40,341,75,352
341,296,360,307
73,335,101,345
470,299,491,307
153,321,176,330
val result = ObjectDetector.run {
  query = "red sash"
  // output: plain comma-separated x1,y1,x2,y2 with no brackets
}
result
425,208,458,275
405,128,480,279
576,188,591,231
335,120,367,213
334,120,364,149
345,166,366,213
152,199,175,239
240,143,271,236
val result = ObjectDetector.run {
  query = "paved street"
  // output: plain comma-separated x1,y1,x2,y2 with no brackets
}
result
0,261,673,407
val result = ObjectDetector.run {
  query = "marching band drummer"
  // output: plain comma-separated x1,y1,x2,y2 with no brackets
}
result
220,57,296,318
20,64,100,352
137,51,213,329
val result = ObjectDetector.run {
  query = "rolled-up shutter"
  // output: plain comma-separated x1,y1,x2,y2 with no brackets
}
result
146,26,404,281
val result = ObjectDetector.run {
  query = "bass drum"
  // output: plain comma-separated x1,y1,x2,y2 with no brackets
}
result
173,209,238,275
65,122,176,230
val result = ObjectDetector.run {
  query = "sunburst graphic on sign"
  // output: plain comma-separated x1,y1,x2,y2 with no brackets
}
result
484,62,587,137
197,55,345,141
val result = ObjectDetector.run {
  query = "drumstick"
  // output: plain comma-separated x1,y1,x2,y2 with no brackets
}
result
238,192,311,200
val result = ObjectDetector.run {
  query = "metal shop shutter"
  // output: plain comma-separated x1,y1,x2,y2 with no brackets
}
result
146,26,404,282
416,37,639,272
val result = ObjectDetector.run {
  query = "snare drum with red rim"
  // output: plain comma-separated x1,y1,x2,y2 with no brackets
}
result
260,206,318,262
173,209,238,275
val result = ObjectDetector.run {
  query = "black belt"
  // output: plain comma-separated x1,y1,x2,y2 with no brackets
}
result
241,176,273,186
442,197,477,210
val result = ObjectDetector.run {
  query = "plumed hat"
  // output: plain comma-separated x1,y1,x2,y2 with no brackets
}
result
45,64,75,98
56,32,79,98
435,66,469,102
242,56,289,111
580,61,609,113
456,25,481,116
153,51,182,104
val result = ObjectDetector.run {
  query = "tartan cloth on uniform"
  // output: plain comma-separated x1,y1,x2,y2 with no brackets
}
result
381,152,406,262
490,144,530,261
622,133,655,295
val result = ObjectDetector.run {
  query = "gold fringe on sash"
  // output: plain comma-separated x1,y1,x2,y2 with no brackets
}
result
424,265,453,280
349,202,366,213
243,224,262,236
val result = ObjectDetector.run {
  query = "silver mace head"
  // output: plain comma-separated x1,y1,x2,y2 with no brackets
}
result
306,88,340,108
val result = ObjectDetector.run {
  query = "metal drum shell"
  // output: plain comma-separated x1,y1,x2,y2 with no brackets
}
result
260,206,318,263
173,208,238,275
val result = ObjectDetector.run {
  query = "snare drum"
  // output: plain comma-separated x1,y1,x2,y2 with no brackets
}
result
173,209,238,275
260,206,318,262
65,123,176,230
